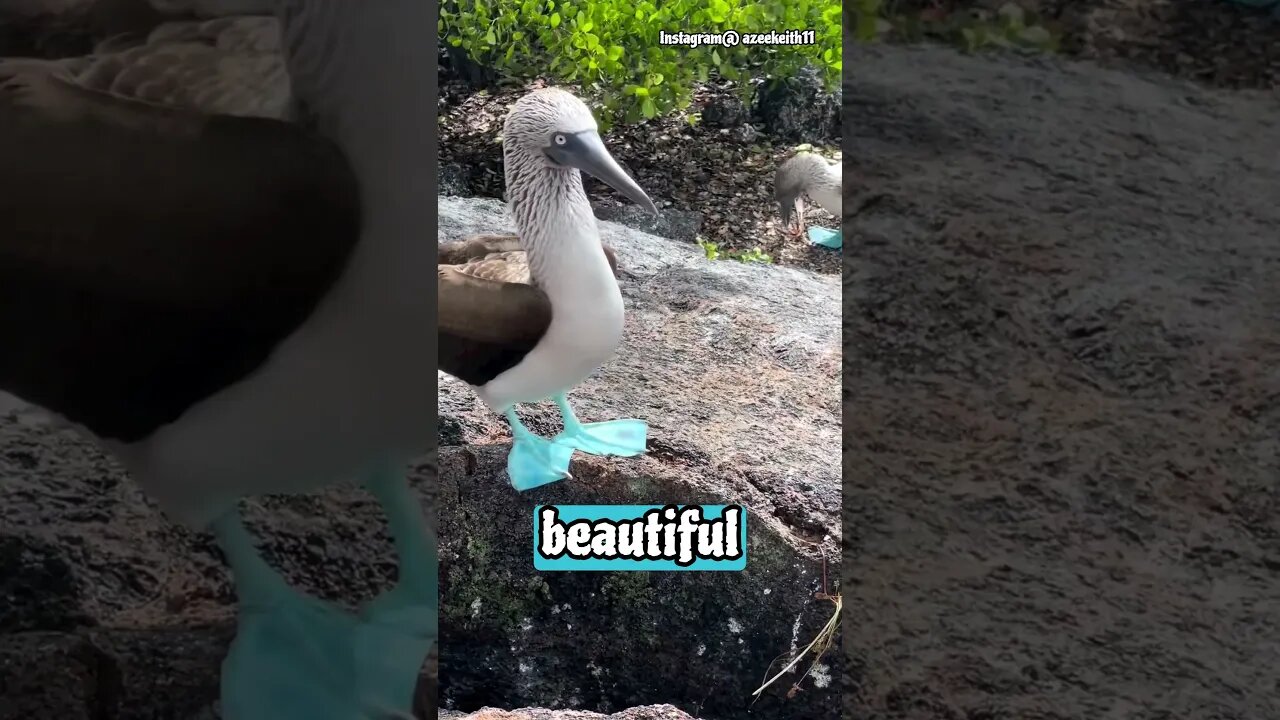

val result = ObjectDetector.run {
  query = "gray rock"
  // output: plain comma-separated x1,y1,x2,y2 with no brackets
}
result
438,197,840,720
844,41,1280,720
0,406,438,718
753,66,839,144
439,162,473,197
731,123,761,144
699,91,751,129
439,706,702,720
87,626,232,719
590,204,703,244
0,633,100,720
0,533,89,632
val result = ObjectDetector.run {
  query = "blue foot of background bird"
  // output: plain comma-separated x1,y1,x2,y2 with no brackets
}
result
807,226,842,248
506,407,575,491
212,478,434,720
551,394,648,457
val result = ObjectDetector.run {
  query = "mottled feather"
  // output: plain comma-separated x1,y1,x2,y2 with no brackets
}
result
438,233,618,387
0,16,359,442
775,151,842,217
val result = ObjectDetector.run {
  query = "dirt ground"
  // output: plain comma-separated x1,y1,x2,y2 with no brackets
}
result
843,40,1280,720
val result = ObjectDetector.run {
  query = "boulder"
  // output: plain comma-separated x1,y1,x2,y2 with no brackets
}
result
753,65,841,144
844,41,1280,720
440,705,703,720
590,204,704,244
437,197,841,720
0,401,439,719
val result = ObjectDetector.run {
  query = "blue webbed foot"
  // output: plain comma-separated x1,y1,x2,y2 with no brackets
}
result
506,408,575,491
550,394,648,457
212,492,434,720
807,226,842,248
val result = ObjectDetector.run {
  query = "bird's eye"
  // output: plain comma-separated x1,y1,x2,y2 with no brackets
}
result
554,134,567,146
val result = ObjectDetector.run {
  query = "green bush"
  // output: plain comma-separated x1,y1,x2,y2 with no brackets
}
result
849,0,894,42
439,0,842,127
852,0,1058,52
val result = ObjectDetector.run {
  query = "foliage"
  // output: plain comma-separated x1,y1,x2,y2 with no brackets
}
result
698,238,773,264
439,0,841,128
853,0,1059,52
752,552,840,702
849,0,896,42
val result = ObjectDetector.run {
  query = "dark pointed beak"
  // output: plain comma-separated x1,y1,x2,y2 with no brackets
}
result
553,130,658,216
778,193,804,229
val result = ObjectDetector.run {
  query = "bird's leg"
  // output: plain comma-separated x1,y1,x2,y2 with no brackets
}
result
788,197,808,240
214,482,436,719
364,465,436,602
211,509,293,607
212,508,364,720
550,393,647,458
505,406,575,491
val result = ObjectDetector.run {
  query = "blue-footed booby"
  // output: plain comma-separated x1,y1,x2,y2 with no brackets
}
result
775,150,842,241
0,2,434,718
438,88,655,491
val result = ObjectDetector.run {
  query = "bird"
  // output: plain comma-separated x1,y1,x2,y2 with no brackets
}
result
774,150,842,241
0,3,434,718
439,233,620,389
438,87,656,491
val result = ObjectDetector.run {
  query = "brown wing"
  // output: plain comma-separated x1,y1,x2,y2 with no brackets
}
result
438,236,619,386
0,59,361,442
76,16,291,119
440,233,618,278
438,266,548,387
438,233,522,265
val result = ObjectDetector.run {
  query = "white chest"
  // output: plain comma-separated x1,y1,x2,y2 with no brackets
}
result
478,223,627,409
811,182,843,219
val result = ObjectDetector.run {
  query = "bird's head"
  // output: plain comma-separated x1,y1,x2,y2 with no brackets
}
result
775,152,826,229
503,87,658,215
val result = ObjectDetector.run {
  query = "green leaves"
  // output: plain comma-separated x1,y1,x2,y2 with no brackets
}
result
439,0,843,127
853,1,1059,55
698,238,773,264
707,0,731,23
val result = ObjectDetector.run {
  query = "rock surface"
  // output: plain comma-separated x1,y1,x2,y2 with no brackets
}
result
752,65,842,144
0,400,440,719
440,706,702,720
844,42,1280,720
437,196,841,720
589,204,704,245
0,190,841,720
